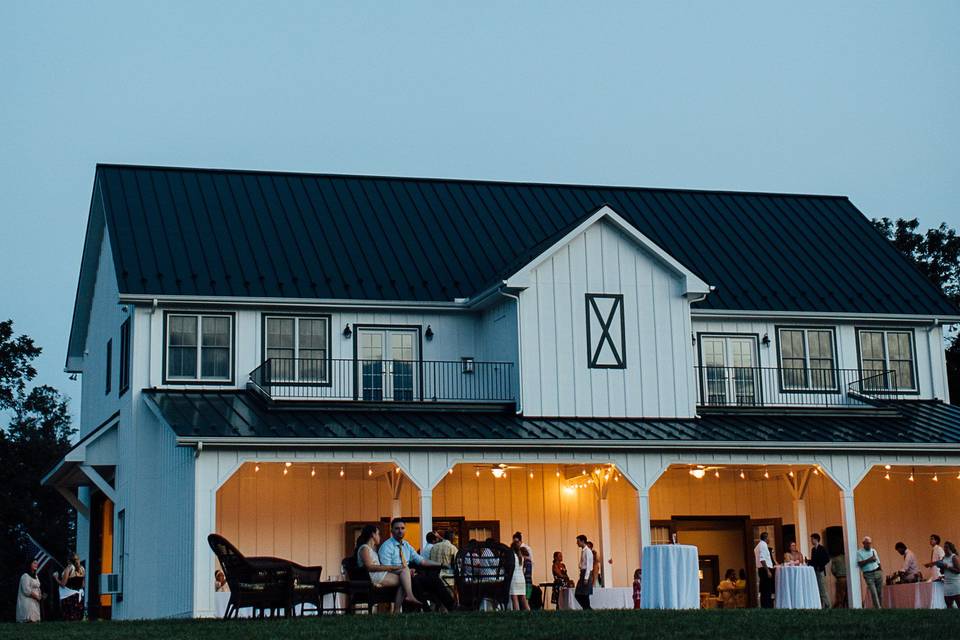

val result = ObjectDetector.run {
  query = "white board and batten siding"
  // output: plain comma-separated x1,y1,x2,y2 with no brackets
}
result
519,219,697,418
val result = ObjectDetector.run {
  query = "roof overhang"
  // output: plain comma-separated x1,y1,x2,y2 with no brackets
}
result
502,205,712,297
65,176,108,373
692,308,960,324
41,416,119,509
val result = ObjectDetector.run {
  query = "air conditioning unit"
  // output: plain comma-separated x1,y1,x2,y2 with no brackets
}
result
100,573,122,595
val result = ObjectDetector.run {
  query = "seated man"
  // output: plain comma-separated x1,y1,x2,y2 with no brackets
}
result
377,518,457,611
428,530,459,587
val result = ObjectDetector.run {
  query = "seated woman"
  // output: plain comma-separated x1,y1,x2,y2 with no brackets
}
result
717,569,738,608
354,524,423,610
551,551,574,606
783,541,806,566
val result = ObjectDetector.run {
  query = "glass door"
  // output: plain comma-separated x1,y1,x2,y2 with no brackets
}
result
700,336,759,406
357,328,419,401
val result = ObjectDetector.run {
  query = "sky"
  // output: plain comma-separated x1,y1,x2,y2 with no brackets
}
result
1,0,958,420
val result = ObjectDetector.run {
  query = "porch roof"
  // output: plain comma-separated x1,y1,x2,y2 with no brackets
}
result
143,390,960,448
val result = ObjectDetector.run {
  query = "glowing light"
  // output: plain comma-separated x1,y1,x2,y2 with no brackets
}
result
763,469,770,479
285,462,292,468
311,467,316,478
491,468,505,479
714,470,720,478
581,469,586,476
448,468,453,475
563,486,575,495
395,467,400,473
739,470,746,479
283,468,288,476
909,473,915,482
884,464,891,470
475,469,481,478
255,464,260,473
555,470,561,478
956,471,960,480
689,468,706,479
884,472,891,480
529,471,534,479
339,467,345,478
788,470,794,477
813,468,819,475
368,467,373,476
933,474,939,482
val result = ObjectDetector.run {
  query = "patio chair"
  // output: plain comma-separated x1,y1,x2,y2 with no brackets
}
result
453,540,514,610
342,556,401,614
208,533,304,619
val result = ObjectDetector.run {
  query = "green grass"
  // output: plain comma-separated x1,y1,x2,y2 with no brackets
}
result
1,609,955,640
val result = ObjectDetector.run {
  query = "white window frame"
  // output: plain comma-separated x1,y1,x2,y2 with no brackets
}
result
164,313,233,383
263,315,331,384
856,328,918,392
776,327,838,392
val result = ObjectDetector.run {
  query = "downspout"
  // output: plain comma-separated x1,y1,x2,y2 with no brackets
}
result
149,298,159,388
498,287,523,415
686,289,712,418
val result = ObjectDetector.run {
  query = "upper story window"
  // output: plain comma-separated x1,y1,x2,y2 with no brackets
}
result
119,318,131,395
777,327,837,391
857,329,916,391
264,315,330,382
165,313,233,383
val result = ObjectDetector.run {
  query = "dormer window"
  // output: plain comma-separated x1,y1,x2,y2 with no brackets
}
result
263,316,330,383
165,313,233,383
857,329,917,392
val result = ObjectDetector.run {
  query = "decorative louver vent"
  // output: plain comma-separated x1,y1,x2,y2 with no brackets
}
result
585,293,626,369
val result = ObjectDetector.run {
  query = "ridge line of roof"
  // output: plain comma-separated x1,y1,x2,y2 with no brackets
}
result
95,163,851,201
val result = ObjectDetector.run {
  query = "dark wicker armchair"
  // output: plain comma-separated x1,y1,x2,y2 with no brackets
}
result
454,541,514,610
342,556,400,613
207,533,322,618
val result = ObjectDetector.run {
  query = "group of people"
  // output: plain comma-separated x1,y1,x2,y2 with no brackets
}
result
753,531,960,609
15,552,85,623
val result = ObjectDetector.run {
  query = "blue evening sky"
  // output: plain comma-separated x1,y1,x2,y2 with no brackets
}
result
1,1,958,416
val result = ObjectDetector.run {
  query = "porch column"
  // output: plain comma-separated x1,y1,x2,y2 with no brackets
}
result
387,470,404,520
599,497,612,586
637,488,651,565
193,453,219,618
792,499,809,551
419,489,433,549
840,489,862,609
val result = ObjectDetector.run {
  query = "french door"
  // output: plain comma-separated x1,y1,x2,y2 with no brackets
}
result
700,336,760,406
356,328,419,401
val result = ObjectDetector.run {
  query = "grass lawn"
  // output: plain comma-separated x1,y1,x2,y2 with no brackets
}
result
1,609,954,640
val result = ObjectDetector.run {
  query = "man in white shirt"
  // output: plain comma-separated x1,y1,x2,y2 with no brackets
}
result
754,532,775,608
894,542,921,582
857,536,883,608
925,534,945,581
575,534,593,609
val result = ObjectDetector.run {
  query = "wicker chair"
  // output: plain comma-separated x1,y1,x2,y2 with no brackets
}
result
454,541,514,610
342,556,400,613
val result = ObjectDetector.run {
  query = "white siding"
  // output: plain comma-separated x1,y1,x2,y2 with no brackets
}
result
519,220,696,418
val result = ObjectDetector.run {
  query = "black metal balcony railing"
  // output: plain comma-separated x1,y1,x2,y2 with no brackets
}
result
249,358,516,404
693,366,901,408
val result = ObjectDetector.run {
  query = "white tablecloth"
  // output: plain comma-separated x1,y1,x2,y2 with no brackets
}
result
862,581,946,609
774,566,820,609
640,544,700,609
557,587,634,610
214,590,348,617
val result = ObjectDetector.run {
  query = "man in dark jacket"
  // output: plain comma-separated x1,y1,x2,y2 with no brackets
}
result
808,533,831,608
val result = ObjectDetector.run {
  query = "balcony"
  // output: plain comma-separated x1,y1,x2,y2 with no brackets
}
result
694,366,902,410
249,358,516,409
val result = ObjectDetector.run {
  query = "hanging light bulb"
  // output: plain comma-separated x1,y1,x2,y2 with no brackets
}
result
529,471,534,479
339,466,345,478
475,468,481,478
368,467,373,476
255,464,260,473
689,468,706,479
813,468,819,475
614,475,619,482
311,466,316,478
283,467,288,476
582,469,586,476
884,472,891,480
714,470,720,478
448,468,453,475
909,472,915,482
739,470,746,479
788,470,794,477
932,474,939,482
395,467,401,473
556,470,561,478
285,462,292,468
956,471,960,480
884,464,891,470
763,469,770,479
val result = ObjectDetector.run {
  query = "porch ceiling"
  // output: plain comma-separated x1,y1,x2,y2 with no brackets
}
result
143,390,960,448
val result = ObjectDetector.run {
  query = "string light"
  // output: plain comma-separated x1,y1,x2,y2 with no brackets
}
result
763,468,770,479
932,474,939,482
448,468,453,475
475,469,481,478
739,470,746,479
285,462,292,468
884,472,890,480
956,471,960,480
788,470,794,477
368,467,373,476
909,471,915,482
395,467,400,474
582,469,586,476
529,471,535,479
714,470,720,478
311,466,316,478
813,468,819,475
884,465,891,470
255,464,260,473
283,467,288,476
339,466,345,478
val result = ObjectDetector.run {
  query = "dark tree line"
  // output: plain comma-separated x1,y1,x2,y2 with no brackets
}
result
0,319,75,620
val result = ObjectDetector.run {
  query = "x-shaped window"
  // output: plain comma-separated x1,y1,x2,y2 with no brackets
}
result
585,293,626,369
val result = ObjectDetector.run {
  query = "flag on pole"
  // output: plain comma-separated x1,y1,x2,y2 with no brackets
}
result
21,532,61,573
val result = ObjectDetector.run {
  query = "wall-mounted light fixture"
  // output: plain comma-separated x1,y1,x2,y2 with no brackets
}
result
691,332,696,346
761,333,771,346
343,323,352,338
425,325,434,340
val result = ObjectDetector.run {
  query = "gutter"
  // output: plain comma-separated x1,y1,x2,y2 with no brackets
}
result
692,309,960,324
498,285,523,415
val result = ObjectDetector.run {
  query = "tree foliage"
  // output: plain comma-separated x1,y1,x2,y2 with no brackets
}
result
0,319,75,620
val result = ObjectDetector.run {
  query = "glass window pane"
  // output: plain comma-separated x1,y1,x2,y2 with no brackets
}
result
780,330,804,360
860,331,884,360
266,318,295,350
808,331,834,362
202,316,230,347
299,319,327,350
169,316,198,347
887,332,912,361
201,346,230,378
169,346,197,378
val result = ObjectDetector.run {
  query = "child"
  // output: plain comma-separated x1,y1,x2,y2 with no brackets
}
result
633,568,642,608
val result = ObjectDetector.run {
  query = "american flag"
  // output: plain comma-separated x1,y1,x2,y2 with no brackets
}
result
20,532,61,573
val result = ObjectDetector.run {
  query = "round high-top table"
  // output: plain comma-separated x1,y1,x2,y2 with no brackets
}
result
774,565,820,609
640,544,700,609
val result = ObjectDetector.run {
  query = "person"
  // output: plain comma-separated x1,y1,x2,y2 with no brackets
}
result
587,541,603,588
717,569,738,608
512,531,532,559
355,523,423,610
935,540,960,608
857,536,884,608
521,546,533,600
57,552,86,620
808,533,831,608
428,530,458,587
783,541,805,565
214,569,228,592
422,531,438,559
509,541,530,611
575,534,593,610
551,551,573,606
16,559,42,623
735,568,747,590
923,534,946,581
754,531,775,608
894,542,921,582
830,552,848,608
628,568,641,609
377,518,456,611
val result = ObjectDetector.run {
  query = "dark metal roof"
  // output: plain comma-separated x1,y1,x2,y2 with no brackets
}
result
94,164,957,316
144,390,960,446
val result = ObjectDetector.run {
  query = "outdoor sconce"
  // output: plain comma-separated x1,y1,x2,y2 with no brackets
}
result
761,333,770,346
691,333,696,346
425,325,434,340
461,357,475,374
342,323,352,339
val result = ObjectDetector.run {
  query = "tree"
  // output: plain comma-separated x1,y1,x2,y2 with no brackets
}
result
872,217,960,400
0,319,75,620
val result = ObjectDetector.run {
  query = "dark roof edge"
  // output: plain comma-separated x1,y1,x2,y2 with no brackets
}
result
94,163,851,201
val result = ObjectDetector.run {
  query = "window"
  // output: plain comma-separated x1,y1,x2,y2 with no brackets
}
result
165,314,233,382
119,319,131,395
777,328,837,391
264,316,329,382
858,329,916,391
585,293,626,369
105,339,112,394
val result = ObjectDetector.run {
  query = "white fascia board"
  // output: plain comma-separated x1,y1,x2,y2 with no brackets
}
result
118,293,472,312
692,308,960,324
503,205,711,295
173,435,959,454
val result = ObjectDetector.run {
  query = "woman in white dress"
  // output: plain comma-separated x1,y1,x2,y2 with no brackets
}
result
16,559,42,623
509,541,530,610
354,524,422,610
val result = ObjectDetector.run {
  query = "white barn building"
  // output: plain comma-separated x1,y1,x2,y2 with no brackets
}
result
45,165,960,618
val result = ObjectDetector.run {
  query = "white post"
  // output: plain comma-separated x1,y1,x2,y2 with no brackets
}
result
419,490,433,549
638,488,651,566
391,499,402,520
599,497,612,586
793,498,809,553
840,489,862,609
193,453,219,618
